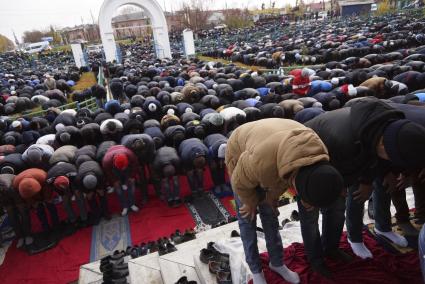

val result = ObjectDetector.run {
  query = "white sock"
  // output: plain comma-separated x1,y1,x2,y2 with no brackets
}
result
348,239,373,259
375,228,408,247
130,205,139,212
252,272,267,284
121,208,128,216
16,238,24,248
269,264,300,284
25,236,33,245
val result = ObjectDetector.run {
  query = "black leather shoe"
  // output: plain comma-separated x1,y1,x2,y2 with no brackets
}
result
171,230,184,244
147,241,158,253
209,261,230,274
139,243,148,256
166,242,177,253
158,243,168,256
200,248,229,264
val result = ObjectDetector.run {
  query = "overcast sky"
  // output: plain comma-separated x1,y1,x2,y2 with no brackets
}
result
0,0,293,43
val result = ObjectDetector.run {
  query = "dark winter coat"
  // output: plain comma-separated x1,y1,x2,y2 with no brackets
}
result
76,160,104,192
0,174,18,207
305,98,404,185
121,133,156,163
178,138,208,169
96,141,117,162
204,133,228,160
152,146,180,175
0,153,26,175
80,123,102,145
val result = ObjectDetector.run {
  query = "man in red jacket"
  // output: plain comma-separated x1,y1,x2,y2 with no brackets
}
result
102,145,140,216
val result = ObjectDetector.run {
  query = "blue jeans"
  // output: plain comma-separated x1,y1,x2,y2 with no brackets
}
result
372,178,392,232
115,180,135,209
163,176,180,201
419,225,425,282
298,196,346,265
36,202,59,232
187,169,204,194
63,192,88,222
347,181,392,242
346,183,366,242
235,193,283,274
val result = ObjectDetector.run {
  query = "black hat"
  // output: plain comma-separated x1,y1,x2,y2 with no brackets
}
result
383,119,425,168
295,161,343,208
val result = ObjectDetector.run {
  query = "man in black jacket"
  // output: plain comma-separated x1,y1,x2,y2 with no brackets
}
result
152,146,182,207
203,133,230,196
305,98,425,274
178,138,209,197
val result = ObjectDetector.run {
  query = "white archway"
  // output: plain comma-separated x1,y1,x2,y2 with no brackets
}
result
98,0,172,62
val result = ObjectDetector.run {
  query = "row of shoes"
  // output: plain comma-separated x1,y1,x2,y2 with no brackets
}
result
123,228,197,259
211,216,238,229
200,242,232,284
100,251,129,284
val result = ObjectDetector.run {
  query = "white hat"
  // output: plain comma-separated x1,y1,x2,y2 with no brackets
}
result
217,143,227,159
348,85,357,97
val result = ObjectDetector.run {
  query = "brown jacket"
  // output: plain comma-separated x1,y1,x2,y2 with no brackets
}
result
360,77,386,97
225,118,329,208
13,168,51,204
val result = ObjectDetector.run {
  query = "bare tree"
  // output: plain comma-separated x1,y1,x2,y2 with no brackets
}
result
22,30,44,43
118,5,142,16
180,0,213,31
224,8,253,29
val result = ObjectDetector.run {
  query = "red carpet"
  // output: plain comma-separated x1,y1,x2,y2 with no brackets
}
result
0,170,231,284
251,231,422,284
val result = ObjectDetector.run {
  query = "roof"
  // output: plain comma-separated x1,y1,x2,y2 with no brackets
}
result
112,11,147,23
338,0,375,6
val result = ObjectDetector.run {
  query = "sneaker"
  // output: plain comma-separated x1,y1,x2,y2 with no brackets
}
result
121,208,128,216
130,205,139,212
16,238,24,249
166,242,177,253
107,186,114,194
24,236,34,246
209,261,230,274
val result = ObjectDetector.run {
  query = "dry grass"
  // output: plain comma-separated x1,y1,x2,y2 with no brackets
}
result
72,72,97,92
197,55,314,73
197,55,261,71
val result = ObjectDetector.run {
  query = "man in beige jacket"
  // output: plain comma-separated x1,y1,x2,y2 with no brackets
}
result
225,118,344,284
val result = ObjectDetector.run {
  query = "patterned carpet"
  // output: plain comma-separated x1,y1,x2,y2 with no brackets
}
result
90,216,132,262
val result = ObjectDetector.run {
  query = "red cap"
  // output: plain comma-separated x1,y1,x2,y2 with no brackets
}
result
54,175,69,189
113,153,129,170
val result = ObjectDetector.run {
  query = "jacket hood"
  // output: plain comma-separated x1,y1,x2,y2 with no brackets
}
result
350,97,405,155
